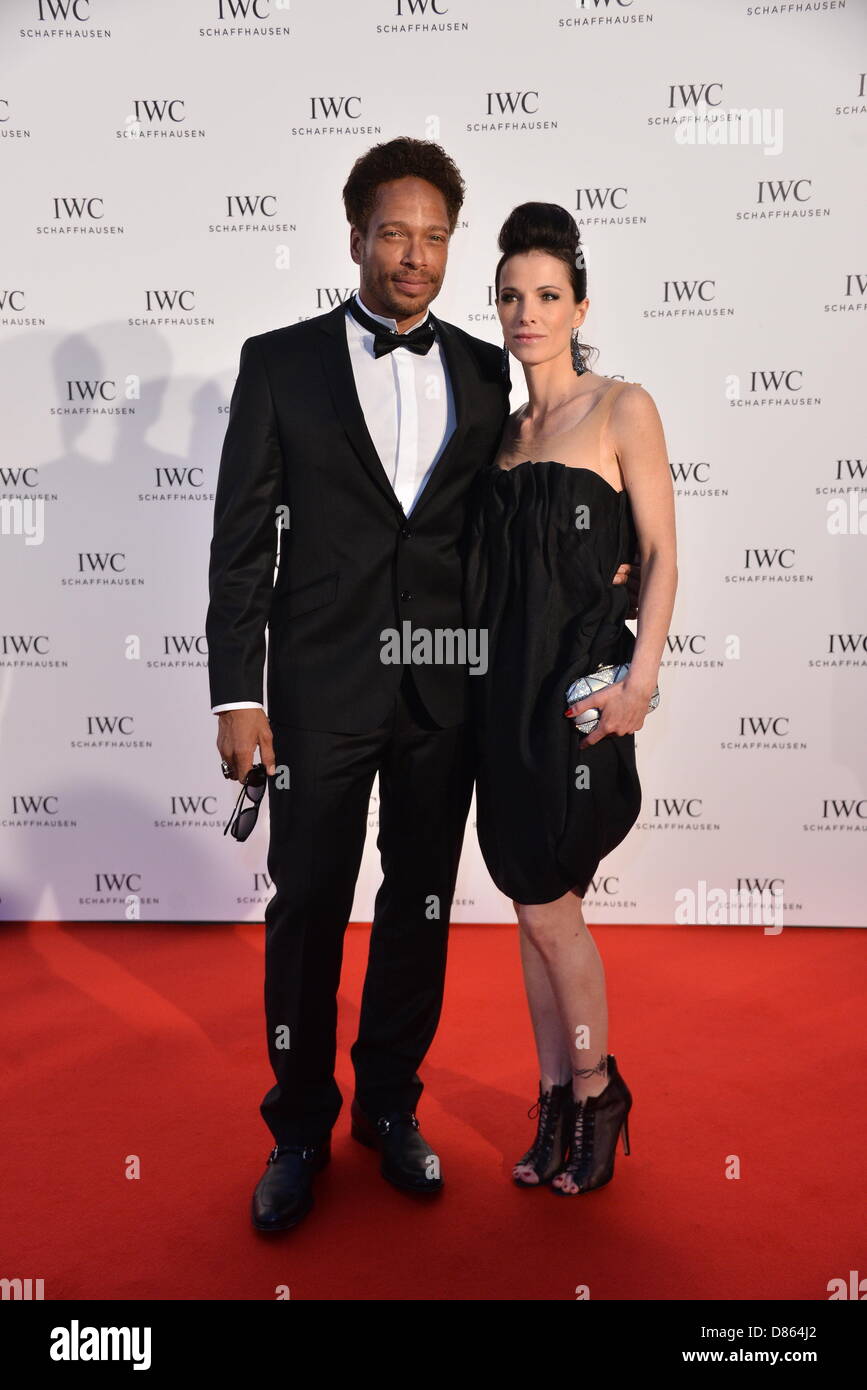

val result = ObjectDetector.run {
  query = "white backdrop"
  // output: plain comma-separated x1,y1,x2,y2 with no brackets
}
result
1,0,865,927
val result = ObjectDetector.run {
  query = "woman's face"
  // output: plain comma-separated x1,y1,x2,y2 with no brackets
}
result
496,250,588,368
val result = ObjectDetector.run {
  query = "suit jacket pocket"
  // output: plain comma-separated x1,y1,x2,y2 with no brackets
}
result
269,571,338,622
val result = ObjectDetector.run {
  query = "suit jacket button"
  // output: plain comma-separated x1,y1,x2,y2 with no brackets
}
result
401,526,412,539
400,590,412,601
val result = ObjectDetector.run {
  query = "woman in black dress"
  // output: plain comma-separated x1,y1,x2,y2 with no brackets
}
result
463,204,677,1194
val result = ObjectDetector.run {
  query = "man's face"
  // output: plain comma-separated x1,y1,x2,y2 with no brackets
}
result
349,177,451,329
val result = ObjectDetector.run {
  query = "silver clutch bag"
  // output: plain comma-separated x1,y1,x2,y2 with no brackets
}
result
565,662,660,735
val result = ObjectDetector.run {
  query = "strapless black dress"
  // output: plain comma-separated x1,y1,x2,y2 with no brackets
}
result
463,459,642,905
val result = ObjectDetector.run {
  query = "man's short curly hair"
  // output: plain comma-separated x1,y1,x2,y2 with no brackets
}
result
342,137,466,237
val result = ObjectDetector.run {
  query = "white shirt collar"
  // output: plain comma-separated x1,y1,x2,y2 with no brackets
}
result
353,288,431,334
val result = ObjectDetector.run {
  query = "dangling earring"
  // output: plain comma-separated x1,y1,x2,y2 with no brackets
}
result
571,326,587,375
501,340,509,377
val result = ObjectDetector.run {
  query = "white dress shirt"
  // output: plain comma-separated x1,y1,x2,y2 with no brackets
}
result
212,289,456,713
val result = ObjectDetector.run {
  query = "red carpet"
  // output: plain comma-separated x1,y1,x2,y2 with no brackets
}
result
1,920,863,1301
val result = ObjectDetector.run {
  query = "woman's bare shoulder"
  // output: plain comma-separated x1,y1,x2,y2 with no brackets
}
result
610,381,663,424
611,379,656,405
608,382,667,467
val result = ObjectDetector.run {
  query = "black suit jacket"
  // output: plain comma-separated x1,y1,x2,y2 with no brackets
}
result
206,299,511,733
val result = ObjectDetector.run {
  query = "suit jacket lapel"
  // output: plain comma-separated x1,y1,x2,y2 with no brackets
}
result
317,302,401,512
316,300,472,518
409,310,471,523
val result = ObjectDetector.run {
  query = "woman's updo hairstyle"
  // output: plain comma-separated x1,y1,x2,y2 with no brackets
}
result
494,202,598,374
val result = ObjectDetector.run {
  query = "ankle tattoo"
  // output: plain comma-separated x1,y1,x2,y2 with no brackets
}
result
572,1052,608,1080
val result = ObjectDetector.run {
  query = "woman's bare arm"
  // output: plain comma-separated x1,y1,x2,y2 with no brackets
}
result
611,383,678,698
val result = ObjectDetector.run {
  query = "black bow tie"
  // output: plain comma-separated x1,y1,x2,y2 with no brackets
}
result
346,294,436,358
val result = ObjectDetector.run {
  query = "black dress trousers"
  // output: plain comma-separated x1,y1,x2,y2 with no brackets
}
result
259,667,475,1146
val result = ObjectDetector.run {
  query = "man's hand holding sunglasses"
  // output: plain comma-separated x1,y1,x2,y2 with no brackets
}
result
217,708,277,842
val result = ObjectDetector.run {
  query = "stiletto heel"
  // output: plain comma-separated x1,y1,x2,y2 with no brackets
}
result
551,1053,633,1195
512,1081,571,1186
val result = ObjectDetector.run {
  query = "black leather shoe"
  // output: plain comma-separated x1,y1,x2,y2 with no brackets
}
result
251,1139,331,1232
350,1099,443,1195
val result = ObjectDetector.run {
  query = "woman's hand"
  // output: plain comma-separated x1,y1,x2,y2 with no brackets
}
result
611,553,641,619
564,676,655,749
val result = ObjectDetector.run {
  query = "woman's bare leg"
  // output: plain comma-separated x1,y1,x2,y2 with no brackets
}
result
511,913,572,1183
513,890,610,1192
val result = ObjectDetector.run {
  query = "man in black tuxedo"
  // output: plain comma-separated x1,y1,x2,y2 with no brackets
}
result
207,139,511,1231
208,137,634,1232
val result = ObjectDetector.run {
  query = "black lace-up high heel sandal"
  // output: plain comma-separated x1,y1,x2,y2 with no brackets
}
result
552,1054,632,1196
512,1081,572,1187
